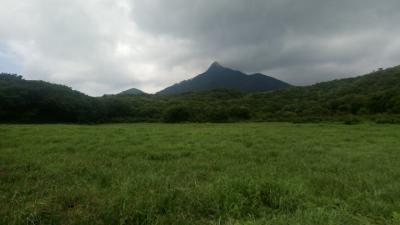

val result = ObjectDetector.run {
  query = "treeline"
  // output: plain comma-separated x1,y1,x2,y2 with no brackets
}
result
1,66,400,124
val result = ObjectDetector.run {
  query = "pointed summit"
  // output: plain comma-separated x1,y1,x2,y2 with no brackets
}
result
207,61,226,72
118,88,145,95
157,62,291,94
211,61,222,67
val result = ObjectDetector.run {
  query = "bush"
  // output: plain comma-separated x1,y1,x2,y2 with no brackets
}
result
229,106,251,121
163,106,191,123
372,114,400,124
206,107,229,123
343,116,361,125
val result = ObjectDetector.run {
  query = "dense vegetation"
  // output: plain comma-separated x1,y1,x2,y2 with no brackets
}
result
0,74,99,123
1,65,400,123
1,123,400,225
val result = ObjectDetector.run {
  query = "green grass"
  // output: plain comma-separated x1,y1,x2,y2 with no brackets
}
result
1,123,400,225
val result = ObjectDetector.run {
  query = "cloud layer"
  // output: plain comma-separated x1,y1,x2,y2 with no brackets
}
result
1,0,400,95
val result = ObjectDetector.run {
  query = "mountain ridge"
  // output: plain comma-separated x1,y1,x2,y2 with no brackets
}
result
1,64,400,123
118,88,146,96
157,62,291,95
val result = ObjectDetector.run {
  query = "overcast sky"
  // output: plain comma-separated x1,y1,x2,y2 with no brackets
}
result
1,0,400,95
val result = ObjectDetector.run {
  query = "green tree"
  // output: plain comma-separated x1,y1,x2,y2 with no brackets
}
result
163,106,191,123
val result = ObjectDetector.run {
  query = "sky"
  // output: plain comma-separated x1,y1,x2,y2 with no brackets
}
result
1,0,400,96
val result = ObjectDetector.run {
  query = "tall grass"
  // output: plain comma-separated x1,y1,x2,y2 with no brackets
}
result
1,123,399,224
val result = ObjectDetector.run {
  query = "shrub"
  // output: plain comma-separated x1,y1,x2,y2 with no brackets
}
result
163,106,191,123
206,107,229,123
343,116,361,125
229,106,251,121
372,114,400,124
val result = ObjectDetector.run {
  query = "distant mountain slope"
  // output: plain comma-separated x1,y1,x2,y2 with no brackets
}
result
119,88,145,96
0,73,97,122
1,64,400,124
157,62,291,94
248,65,400,115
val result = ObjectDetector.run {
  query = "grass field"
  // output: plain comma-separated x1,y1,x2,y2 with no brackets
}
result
1,123,400,225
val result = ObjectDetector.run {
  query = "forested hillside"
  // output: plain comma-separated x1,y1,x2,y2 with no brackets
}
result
1,66,400,123
0,74,99,123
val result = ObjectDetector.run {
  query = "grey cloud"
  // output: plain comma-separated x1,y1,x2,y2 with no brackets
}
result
1,0,400,95
130,0,400,84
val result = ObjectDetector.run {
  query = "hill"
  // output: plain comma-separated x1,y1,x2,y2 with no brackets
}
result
155,65,400,122
157,62,291,94
1,65,400,123
0,74,98,123
249,66,400,117
118,88,145,96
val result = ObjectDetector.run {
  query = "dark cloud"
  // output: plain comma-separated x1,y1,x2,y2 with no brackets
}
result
131,0,400,84
1,0,400,95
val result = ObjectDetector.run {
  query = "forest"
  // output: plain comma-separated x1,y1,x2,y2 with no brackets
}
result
1,65,400,124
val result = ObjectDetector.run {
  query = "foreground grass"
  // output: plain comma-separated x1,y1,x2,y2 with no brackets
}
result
0,123,400,225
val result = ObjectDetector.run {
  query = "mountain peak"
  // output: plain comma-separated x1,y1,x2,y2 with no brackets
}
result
119,88,145,95
157,63,291,94
208,61,224,70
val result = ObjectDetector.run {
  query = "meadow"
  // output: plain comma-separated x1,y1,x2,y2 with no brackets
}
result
0,123,400,225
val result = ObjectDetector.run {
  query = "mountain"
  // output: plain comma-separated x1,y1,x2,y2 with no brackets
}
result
1,64,399,123
119,88,145,96
157,62,291,94
245,65,400,117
